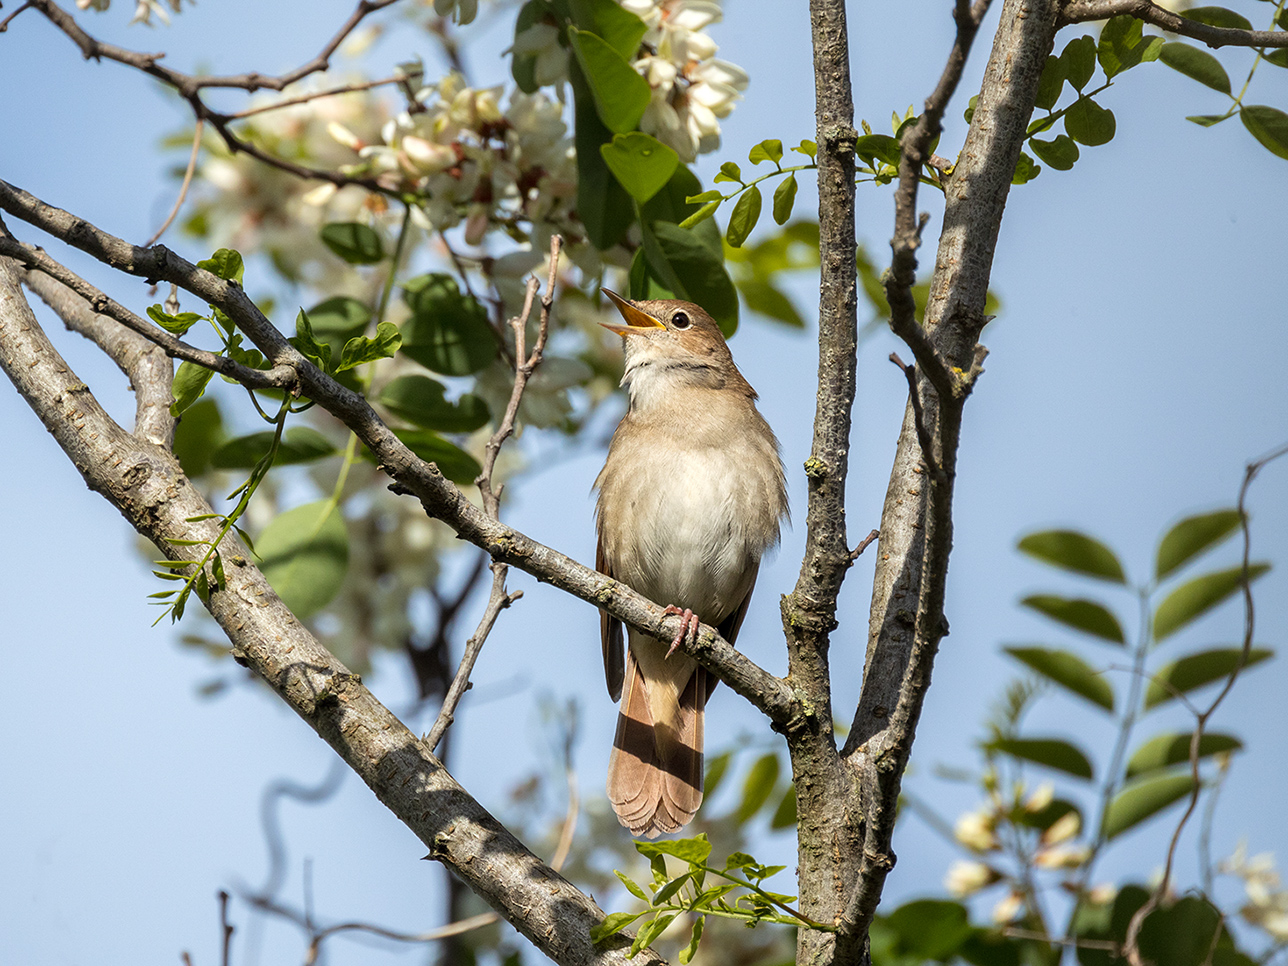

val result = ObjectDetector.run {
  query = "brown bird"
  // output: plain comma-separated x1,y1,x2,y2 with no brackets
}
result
595,290,787,838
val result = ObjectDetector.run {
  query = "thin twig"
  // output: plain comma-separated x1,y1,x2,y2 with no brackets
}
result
1060,0,1288,48
219,891,233,966
1122,440,1288,965
422,235,562,754
145,117,204,248
1002,927,1121,953
227,75,404,120
0,1,35,32
848,528,880,563
889,352,940,475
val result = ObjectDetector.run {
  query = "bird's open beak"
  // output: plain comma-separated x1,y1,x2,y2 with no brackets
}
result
600,289,665,336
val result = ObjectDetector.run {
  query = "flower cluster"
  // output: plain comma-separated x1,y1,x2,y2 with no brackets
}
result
946,782,1091,924
1222,842,1288,942
511,0,748,162
622,0,749,162
335,75,580,253
75,0,190,25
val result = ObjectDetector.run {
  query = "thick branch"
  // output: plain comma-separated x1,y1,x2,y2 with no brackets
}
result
841,0,1060,944
0,255,660,966
0,178,800,727
1060,0,1288,47
0,227,297,392
20,264,175,445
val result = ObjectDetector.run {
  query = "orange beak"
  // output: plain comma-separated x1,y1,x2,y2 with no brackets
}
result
600,289,665,336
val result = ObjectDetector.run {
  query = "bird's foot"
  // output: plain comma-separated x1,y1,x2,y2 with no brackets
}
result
662,606,699,658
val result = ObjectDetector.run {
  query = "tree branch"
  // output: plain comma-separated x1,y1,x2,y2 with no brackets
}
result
1059,0,1288,48
840,0,1059,947
0,224,297,392
19,264,176,445
0,255,663,966
0,177,801,727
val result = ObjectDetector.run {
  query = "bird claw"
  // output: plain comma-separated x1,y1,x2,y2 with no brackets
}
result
662,606,699,658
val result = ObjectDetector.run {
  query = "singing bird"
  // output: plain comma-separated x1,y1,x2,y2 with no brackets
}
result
595,290,788,837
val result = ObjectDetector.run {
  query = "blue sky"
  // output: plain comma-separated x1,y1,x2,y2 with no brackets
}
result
2,1,1287,963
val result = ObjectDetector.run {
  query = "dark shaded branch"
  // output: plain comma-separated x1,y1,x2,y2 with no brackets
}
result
0,177,800,727
0,256,663,966
25,0,407,95
0,224,297,392
885,0,993,402
841,0,1060,947
1059,0,1288,48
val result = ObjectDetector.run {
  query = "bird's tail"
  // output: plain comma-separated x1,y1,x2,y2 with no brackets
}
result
606,649,705,838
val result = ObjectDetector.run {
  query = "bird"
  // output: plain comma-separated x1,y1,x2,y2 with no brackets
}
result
594,290,787,838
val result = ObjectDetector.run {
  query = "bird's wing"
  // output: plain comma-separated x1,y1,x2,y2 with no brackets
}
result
597,535,625,702
707,562,760,702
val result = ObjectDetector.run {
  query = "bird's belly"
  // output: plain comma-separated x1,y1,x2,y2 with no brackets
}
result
611,447,766,622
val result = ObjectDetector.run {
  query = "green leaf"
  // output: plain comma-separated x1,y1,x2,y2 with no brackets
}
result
886,900,973,960
1103,772,1195,839
567,0,648,59
1145,647,1273,708
677,200,720,229
614,870,650,903
770,782,797,829
1011,151,1042,184
1018,530,1125,583
736,278,805,328
1182,5,1252,31
210,427,337,470
735,752,780,822
855,133,901,167
589,910,646,944
337,320,401,372
1035,54,1066,110
748,138,783,165
635,834,712,865
1139,896,1233,966
1097,15,1162,78
599,132,679,203
1156,509,1242,580
1159,42,1232,94
632,914,675,956
647,221,739,336
170,360,216,417
196,248,245,284
1015,796,1083,833
172,397,226,477
377,375,491,432
304,296,371,351
391,429,483,484
1065,97,1117,146
989,737,1094,780
1029,133,1080,170
653,872,692,905
320,222,385,264
713,160,742,184
771,174,797,225
509,0,548,93
1187,113,1231,127
1021,595,1125,644
1125,731,1242,779
257,500,350,619
1266,49,1288,69
1061,35,1098,91
725,185,762,248
569,57,634,250
146,305,205,335
1240,105,1288,159
704,751,732,798
1004,646,1114,711
792,139,818,158
1153,564,1270,641
567,28,651,133
400,274,499,376
291,308,333,372
678,916,703,965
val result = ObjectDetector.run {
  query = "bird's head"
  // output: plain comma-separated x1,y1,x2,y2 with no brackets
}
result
599,289,750,404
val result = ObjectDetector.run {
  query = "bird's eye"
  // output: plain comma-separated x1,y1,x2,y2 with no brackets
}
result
671,311,691,330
